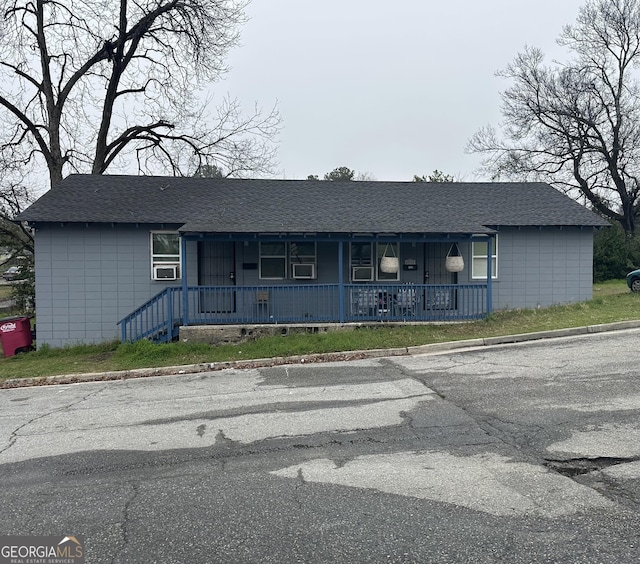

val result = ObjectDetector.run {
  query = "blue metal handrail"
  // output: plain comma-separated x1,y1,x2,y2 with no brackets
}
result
117,287,183,343
183,283,487,325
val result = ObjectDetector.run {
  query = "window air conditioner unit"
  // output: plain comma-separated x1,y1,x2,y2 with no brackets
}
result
292,263,315,279
154,265,178,280
352,266,374,281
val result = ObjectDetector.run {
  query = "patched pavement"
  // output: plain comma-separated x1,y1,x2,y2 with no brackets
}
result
2,329,640,563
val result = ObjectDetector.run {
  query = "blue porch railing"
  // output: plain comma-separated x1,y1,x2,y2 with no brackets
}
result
118,287,183,343
118,283,488,343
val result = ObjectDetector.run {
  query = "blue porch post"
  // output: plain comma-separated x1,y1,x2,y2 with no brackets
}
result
181,235,189,326
338,240,345,323
487,236,493,315
167,286,174,337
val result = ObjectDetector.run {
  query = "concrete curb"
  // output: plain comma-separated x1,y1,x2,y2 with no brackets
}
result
2,320,640,389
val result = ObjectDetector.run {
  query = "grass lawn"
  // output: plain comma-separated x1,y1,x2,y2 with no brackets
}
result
0,284,14,301
0,279,638,382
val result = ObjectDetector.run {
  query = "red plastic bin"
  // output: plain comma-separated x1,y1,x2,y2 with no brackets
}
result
0,316,33,357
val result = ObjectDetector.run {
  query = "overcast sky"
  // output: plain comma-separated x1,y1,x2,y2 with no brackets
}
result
218,0,587,181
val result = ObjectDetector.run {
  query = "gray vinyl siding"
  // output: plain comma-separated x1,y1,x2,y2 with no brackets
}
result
215,233,593,309
33,224,596,347
457,227,594,309
34,223,195,348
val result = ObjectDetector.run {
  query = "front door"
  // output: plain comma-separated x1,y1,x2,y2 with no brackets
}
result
424,243,457,311
198,241,236,313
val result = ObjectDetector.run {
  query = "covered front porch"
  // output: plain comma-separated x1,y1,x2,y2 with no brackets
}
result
119,233,495,343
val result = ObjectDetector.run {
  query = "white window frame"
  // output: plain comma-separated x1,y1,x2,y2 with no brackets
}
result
289,242,317,279
350,242,400,281
350,242,373,282
151,231,181,280
352,266,374,281
471,236,498,280
259,242,287,280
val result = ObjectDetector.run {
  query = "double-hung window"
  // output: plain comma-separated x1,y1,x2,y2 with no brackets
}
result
290,242,317,279
259,242,287,279
259,242,318,279
350,242,399,281
471,236,498,279
151,232,181,280
350,242,374,281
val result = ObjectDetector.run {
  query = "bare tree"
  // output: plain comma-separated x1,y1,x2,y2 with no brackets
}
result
0,0,280,189
0,0,280,311
0,158,34,256
354,171,376,181
467,0,640,234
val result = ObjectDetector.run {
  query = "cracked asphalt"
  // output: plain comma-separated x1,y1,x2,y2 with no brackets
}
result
1,329,640,563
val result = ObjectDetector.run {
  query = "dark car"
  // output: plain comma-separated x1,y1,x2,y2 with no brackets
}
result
626,269,640,292
2,266,22,281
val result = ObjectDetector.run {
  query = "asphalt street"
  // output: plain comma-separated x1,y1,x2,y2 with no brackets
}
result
1,329,640,563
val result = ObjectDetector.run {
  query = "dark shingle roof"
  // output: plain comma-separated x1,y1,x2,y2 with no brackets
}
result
17,174,608,234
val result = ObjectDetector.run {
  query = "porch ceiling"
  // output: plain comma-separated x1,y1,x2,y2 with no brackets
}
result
177,231,493,242
178,220,495,237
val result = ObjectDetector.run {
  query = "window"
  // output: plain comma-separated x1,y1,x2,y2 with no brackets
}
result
260,242,287,279
350,242,399,281
350,242,373,281
471,236,498,279
290,242,317,279
259,242,317,280
151,232,181,280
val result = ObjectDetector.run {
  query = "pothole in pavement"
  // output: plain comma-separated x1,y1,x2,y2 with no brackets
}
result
544,456,640,477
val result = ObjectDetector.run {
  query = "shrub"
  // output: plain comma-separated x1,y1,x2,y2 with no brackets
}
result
593,222,640,281
10,256,35,312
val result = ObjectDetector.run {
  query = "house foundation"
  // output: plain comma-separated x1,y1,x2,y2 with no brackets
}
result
179,322,409,346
